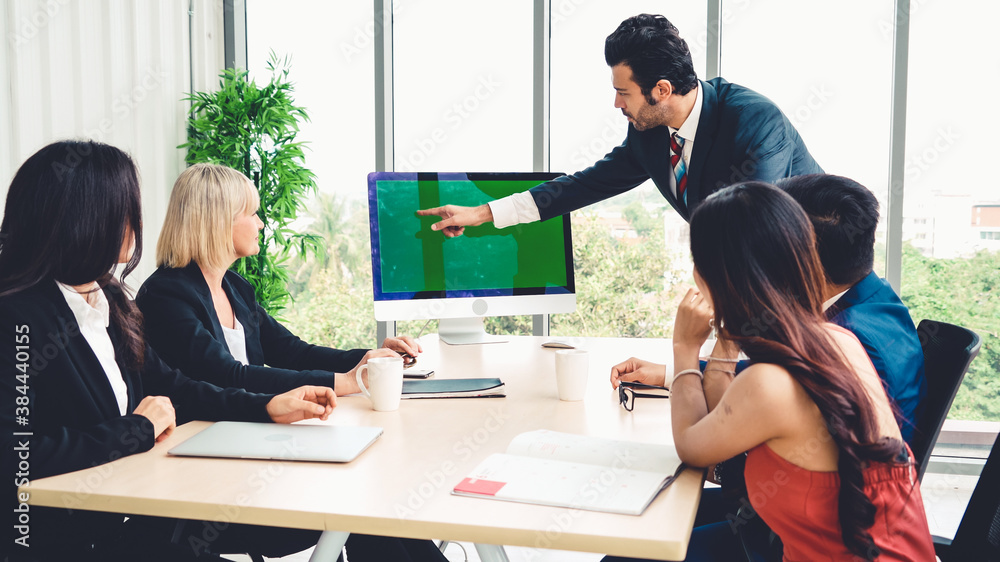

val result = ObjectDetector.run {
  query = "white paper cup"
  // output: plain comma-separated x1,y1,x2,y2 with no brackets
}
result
555,349,589,401
356,356,404,411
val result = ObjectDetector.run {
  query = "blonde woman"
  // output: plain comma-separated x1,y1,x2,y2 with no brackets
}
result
137,163,421,395
137,163,448,562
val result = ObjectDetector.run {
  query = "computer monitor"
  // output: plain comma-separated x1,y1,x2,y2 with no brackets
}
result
368,172,576,345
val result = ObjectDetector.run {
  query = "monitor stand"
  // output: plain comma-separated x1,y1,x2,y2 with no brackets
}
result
438,317,508,346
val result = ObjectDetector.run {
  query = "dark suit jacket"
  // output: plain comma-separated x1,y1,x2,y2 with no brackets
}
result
136,264,367,395
530,77,823,222
827,272,927,446
0,281,273,559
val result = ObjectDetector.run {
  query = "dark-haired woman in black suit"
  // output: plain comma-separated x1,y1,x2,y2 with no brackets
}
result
0,142,444,562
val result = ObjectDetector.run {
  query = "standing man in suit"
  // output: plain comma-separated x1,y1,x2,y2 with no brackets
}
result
418,13,823,235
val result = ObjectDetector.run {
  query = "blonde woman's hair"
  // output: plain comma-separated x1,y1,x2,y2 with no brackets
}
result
156,163,260,271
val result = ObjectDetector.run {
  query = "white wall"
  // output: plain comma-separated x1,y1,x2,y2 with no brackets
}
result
0,0,227,283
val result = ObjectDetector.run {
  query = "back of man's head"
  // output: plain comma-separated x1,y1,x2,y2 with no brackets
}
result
777,174,879,287
605,14,698,99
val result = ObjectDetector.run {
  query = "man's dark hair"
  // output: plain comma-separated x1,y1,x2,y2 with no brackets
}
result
777,174,879,286
605,14,698,102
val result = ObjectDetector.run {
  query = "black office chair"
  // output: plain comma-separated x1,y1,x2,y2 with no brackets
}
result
934,431,1000,561
910,319,982,482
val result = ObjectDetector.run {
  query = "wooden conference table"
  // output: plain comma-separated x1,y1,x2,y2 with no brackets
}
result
24,335,704,561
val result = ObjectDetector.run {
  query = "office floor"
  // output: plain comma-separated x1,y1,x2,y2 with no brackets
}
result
920,470,979,540
224,472,975,561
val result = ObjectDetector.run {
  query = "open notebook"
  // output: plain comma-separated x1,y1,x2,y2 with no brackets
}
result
453,430,685,515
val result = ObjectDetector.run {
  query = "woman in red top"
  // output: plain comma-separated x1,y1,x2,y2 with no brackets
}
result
668,182,934,561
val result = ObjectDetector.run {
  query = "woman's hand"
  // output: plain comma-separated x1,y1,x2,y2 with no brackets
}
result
335,348,401,395
380,335,423,366
133,396,176,443
267,385,337,423
674,288,714,352
610,357,667,388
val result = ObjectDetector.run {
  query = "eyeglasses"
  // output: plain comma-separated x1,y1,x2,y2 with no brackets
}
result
618,381,670,411
401,353,417,368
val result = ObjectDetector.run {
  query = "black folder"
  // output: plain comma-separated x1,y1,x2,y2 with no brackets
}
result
401,378,506,399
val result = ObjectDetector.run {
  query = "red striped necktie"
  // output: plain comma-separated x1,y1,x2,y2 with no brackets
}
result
670,132,688,206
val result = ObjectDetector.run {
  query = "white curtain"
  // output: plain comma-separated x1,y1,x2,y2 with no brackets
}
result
0,0,227,283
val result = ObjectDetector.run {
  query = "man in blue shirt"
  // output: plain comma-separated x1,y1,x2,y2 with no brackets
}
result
779,174,926,445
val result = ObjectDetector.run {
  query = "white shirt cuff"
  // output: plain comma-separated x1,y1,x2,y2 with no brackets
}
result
488,191,542,229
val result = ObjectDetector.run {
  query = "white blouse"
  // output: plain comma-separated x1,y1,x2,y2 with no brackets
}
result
56,282,128,415
221,317,250,366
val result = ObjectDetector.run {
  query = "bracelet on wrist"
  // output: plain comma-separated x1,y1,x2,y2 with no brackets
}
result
700,355,740,363
704,368,736,376
672,368,704,385
713,462,725,484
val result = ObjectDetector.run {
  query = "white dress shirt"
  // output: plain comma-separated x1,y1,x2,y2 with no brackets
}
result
57,282,129,415
488,82,704,229
221,317,250,366
822,288,850,312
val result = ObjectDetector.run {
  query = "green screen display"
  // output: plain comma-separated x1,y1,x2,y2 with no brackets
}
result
371,174,572,298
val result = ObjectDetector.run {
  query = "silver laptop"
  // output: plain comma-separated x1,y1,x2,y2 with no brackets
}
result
169,422,383,463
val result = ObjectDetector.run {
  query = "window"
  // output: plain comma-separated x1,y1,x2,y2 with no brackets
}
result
247,1,375,202
550,2,707,176
722,0,894,275
548,2,707,338
246,5,1000,413
902,0,1000,422
246,2,381,350
392,0,533,172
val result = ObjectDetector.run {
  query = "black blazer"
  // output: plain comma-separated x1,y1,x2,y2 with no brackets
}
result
0,281,273,559
136,264,367,394
530,77,824,222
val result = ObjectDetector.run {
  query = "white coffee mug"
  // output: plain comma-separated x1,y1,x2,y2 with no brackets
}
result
555,349,589,401
356,356,404,411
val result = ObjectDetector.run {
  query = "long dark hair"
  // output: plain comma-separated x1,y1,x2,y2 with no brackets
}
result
0,141,145,368
690,182,902,560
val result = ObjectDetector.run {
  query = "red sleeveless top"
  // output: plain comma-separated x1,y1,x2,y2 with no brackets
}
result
744,442,935,561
